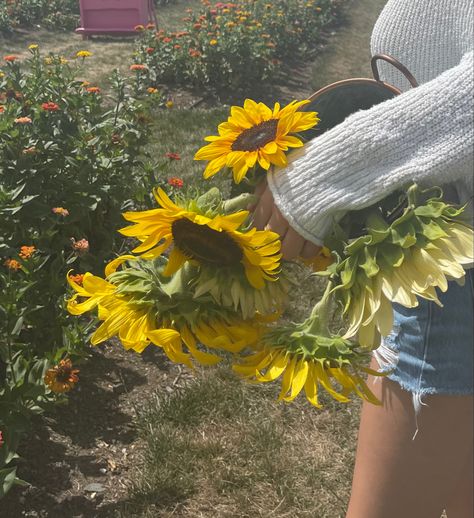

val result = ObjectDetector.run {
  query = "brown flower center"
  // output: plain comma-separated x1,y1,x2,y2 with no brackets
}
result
171,218,243,266
231,119,279,152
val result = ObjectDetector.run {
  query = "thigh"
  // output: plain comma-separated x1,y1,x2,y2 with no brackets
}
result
346,362,474,518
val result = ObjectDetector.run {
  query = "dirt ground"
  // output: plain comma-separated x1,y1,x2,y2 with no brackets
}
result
1,343,193,518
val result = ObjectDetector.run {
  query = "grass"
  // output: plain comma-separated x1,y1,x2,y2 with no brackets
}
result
1,0,387,515
121,366,361,518
310,0,387,90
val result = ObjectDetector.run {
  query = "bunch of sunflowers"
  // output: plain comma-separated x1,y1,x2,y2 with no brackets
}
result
67,98,473,408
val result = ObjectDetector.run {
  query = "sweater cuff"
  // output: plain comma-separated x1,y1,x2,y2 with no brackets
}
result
267,168,333,246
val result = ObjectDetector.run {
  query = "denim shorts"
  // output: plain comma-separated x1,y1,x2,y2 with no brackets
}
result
374,269,474,401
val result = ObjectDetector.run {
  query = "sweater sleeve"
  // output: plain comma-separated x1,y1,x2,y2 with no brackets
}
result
267,50,474,246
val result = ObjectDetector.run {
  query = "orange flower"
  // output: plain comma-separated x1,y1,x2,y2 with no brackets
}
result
146,23,156,30
44,359,79,393
147,87,158,94
167,177,184,188
130,64,147,71
19,245,36,260
71,238,89,255
41,101,60,111
68,273,84,285
174,44,181,50
52,207,69,217
134,24,145,31
3,55,18,62
162,37,172,43
4,258,21,271
86,86,101,94
14,117,32,124
146,47,155,54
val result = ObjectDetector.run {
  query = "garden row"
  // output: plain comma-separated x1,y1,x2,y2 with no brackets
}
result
0,47,177,496
135,0,343,93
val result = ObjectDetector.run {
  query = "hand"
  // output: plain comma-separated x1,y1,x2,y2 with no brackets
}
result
251,181,321,261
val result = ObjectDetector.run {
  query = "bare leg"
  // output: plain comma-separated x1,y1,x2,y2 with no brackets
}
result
346,358,473,518
444,447,473,518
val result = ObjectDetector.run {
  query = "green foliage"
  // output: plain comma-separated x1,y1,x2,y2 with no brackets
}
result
0,46,160,495
134,0,342,95
0,0,80,33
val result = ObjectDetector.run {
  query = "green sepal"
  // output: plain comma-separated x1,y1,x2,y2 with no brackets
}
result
390,221,417,248
359,246,379,277
419,218,448,241
365,211,391,244
344,234,372,255
379,242,404,268
414,200,446,218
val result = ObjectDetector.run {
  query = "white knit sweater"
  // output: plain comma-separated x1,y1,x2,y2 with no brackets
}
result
267,0,474,245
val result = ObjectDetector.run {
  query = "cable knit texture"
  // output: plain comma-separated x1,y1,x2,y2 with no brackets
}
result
267,0,474,245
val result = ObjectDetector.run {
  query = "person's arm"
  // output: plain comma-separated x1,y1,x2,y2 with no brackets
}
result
266,50,474,247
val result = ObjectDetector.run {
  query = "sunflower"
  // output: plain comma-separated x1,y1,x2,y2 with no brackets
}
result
234,343,381,407
67,257,264,366
328,184,474,348
194,98,319,183
232,281,382,407
44,359,79,393
119,188,282,290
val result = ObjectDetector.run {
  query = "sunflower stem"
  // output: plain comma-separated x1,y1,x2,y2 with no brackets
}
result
305,280,334,335
221,193,258,214
163,263,196,297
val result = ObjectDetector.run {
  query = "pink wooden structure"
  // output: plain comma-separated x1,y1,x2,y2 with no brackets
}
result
75,0,157,38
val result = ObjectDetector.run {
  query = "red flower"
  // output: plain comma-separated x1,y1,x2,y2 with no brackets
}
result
146,47,155,54
41,101,60,111
162,37,172,43
86,86,101,94
167,177,184,188
0,430,4,448
130,64,147,71
165,152,181,160
3,55,18,62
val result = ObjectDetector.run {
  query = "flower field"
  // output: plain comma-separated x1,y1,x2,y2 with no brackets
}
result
2,1,454,517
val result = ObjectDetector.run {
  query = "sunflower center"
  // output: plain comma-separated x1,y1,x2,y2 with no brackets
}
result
172,218,243,266
231,119,279,152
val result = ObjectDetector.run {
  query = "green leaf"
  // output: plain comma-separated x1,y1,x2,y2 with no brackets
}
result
0,467,17,498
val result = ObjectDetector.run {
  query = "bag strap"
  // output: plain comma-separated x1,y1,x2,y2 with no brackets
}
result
371,54,419,88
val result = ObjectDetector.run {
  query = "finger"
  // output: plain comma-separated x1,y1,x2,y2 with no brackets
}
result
281,228,306,261
266,206,289,238
300,240,322,259
247,180,268,211
253,186,274,230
